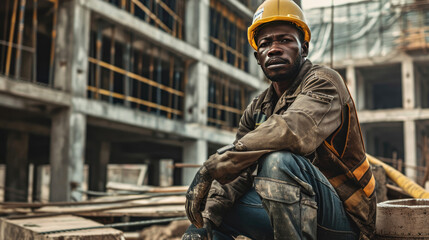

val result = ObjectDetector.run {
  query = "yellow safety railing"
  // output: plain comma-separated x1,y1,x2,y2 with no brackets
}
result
367,154,429,199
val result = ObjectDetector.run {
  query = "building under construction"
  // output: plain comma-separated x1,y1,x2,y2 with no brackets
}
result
0,0,265,202
306,0,429,186
1,0,429,204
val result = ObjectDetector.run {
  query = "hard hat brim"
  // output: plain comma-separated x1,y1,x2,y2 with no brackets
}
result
248,16,311,51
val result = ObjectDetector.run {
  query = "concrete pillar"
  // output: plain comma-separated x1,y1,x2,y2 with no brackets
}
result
5,132,29,202
159,159,174,187
53,0,90,96
413,64,422,108
401,57,415,109
404,120,417,180
88,141,110,193
184,0,210,125
185,0,210,51
355,69,366,111
183,0,211,125
182,140,208,185
346,65,357,101
49,0,90,201
50,110,86,201
149,159,173,186
185,62,209,125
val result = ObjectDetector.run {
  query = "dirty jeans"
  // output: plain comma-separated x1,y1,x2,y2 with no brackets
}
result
185,151,359,240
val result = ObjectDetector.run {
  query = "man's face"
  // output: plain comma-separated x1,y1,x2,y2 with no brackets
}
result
254,22,308,82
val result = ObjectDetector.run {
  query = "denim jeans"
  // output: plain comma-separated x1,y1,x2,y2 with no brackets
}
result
253,151,359,239
185,151,359,240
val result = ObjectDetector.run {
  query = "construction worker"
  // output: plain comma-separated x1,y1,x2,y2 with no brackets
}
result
183,0,376,239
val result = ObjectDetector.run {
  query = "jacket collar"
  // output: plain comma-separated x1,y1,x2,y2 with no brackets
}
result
261,59,314,115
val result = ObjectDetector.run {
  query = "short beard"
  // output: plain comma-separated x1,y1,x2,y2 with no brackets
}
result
263,54,302,82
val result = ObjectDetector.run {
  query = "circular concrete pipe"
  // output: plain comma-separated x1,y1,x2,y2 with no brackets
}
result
376,198,429,239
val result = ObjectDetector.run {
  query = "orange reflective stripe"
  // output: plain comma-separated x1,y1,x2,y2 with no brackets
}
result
353,158,370,181
363,175,375,197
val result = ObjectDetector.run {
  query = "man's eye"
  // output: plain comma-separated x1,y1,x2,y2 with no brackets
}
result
281,38,292,43
259,42,269,48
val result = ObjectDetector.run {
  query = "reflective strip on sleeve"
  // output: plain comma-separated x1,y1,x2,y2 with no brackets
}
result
363,174,375,197
353,158,370,181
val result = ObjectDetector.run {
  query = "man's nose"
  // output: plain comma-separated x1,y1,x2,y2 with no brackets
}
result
267,42,282,56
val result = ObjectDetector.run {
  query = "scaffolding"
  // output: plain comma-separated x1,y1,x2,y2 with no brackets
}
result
88,17,187,119
0,0,58,86
209,0,249,72
397,2,429,52
306,0,429,63
207,69,251,130
103,0,186,40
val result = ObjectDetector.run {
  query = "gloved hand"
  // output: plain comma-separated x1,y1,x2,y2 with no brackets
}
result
181,218,214,240
185,165,213,228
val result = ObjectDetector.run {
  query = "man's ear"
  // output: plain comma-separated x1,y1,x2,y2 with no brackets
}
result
253,51,261,65
301,41,309,57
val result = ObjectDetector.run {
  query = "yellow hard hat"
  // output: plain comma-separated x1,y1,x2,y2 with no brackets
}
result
248,0,311,50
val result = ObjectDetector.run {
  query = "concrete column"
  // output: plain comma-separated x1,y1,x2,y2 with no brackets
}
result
5,132,29,202
355,69,366,111
54,0,90,97
49,0,90,201
346,65,357,101
50,110,86,201
185,62,209,125
159,159,174,187
185,0,210,51
401,57,415,109
88,141,110,193
404,120,417,180
184,0,210,125
182,140,208,185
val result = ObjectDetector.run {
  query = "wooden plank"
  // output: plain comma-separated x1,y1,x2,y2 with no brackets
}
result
106,182,187,193
32,0,38,83
14,0,27,79
31,195,185,218
48,0,57,86
109,26,116,104
5,0,18,77
79,194,185,218
0,215,124,240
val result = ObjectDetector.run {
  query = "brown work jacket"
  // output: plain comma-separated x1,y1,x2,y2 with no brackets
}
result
202,60,376,239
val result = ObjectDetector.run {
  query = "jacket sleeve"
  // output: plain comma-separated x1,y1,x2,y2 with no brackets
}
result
238,75,342,155
202,100,257,226
204,73,343,184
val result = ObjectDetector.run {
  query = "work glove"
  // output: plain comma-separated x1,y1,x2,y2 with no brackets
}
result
185,165,213,228
181,218,214,240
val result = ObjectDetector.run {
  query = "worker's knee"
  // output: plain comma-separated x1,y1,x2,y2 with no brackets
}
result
258,151,302,178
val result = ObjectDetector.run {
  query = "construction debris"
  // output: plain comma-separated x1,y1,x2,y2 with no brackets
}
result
0,215,124,240
0,186,187,239
139,219,190,240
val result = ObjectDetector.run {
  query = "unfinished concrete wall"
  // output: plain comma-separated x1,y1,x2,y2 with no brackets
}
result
0,0,264,201
362,122,404,162
355,64,403,111
415,61,429,109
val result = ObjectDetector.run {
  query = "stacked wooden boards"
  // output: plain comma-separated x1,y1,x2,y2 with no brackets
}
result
0,215,124,240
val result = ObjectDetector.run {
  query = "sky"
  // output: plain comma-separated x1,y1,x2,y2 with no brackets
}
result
301,0,363,9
